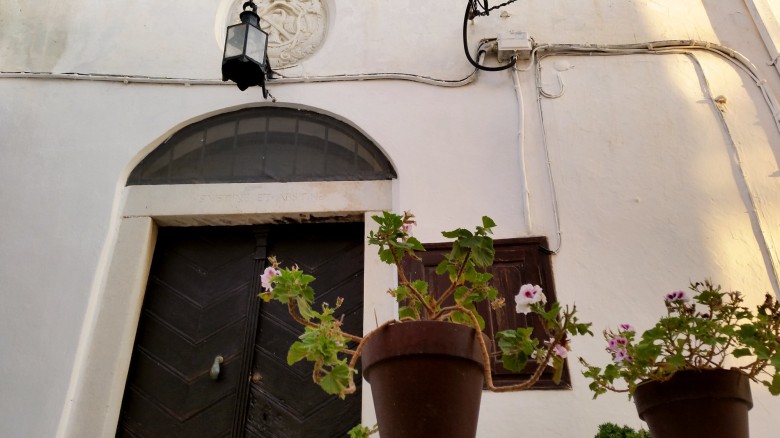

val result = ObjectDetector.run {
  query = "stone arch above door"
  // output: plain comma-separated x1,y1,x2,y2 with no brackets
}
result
57,106,397,437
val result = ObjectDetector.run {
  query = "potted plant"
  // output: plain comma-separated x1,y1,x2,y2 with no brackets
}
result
580,280,780,438
259,211,592,438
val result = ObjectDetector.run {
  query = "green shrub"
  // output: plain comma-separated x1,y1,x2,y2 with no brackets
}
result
594,422,651,438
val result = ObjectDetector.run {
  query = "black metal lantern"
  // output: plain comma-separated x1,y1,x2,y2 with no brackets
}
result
222,1,273,96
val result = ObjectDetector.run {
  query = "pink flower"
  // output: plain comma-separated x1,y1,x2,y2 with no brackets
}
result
553,344,568,359
260,266,280,291
515,284,546,314
613,349,631,364
618,323,635,333
665,290,690,303
608,336,628,351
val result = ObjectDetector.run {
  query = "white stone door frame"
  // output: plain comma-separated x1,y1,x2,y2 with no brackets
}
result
57,180,396,437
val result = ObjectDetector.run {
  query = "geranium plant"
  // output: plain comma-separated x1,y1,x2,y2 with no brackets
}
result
259,211,592,437
580,280,780,398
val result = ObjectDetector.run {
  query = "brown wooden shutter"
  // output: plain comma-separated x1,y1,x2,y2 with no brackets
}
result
402,237,571,389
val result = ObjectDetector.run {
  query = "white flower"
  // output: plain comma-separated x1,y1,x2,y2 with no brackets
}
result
260,266,280,291
553,344,568,359
514,284,546,314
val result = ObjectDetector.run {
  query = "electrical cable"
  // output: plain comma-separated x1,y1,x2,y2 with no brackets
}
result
529,50,563,254
469,0,521,17
462,0,516,71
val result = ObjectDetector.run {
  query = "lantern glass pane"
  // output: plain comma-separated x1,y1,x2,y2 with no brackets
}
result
224,24,247,58
245,26,267,65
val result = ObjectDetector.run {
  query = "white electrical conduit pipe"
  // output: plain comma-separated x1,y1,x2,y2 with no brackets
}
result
512,66,532,236
0,70,479,87
525,43,780,293
685,52,780,295
743,0,780,78
0,39,498,88
534,41,780,135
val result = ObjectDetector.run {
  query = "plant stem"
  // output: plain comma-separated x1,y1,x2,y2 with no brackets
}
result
434,248,472,309
287,300,319,329
391,250,436,317
342,320,399,395
438,304,568,392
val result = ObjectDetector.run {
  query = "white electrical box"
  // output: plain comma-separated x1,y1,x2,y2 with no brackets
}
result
497,31,532,62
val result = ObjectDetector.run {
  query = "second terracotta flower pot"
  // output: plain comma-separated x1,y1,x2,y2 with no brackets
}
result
633,369,753,438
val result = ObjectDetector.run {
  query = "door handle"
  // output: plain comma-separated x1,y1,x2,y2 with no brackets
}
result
210,355,224,380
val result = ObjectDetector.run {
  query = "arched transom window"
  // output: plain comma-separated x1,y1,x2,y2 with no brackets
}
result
127,107,396,185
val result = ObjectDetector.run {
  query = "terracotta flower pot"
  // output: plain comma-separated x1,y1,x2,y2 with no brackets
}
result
361,320,487,438
633,369,753,438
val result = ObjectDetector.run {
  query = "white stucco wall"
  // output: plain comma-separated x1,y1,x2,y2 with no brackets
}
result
1,0,780,437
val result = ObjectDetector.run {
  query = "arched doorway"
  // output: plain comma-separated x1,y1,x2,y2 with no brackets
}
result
118,107,395,437
57,105,397,438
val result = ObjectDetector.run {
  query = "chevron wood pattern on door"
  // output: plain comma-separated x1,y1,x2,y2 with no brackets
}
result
117,226,256,438
117,223,364,437
246,223,364,438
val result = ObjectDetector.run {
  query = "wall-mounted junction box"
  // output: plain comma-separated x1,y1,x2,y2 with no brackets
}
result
497,31,532,62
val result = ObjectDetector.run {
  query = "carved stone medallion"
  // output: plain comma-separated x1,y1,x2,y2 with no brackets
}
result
227,0,328,68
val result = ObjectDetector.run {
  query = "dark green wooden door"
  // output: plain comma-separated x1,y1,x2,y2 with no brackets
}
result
245,224,364,438
116,223,363,437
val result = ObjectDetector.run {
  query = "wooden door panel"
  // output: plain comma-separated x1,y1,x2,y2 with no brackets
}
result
245,388,362,438
141,273,250,342
117,227,256,438
246,223,364,438
133,299,248,380
119,387,237,438
118,223,364,437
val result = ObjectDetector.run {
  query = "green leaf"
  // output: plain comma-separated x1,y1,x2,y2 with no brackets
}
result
732,348,752,358
398,306,417,320
450,308,484,329
410,280,428,296
552,355,565,384
287,341,309,365
502,351,530,372
348,424,376,438
769,373,780,396
296,296,314,320
603,363,621,382
434,259,450,276
319,362,352,398
497,327,537,372
470,240,494,268
573,322,593,336
406,236,425,251
755,344,772,360
666,354,686,368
